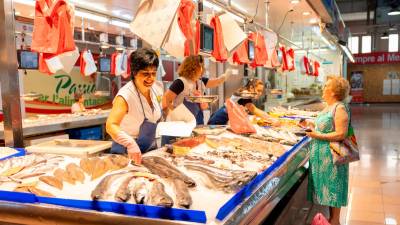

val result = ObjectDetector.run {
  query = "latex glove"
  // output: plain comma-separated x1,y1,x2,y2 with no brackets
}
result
116,130,141,165
221,68,233,81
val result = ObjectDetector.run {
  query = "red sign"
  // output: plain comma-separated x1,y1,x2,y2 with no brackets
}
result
351,52,400,65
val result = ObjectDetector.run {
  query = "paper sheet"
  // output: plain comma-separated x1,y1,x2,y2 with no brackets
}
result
383,79,391,95
156,121,196,137
391,79,400,95
166,104,196,123
218,13,247,52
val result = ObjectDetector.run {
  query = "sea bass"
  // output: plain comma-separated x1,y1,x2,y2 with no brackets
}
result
173,179,192,208
146,181,174,207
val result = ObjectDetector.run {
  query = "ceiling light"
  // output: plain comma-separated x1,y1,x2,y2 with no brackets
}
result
388,8,400,16
115,46,125,51
121,14,133,20
14,11,21,16
87,26,94,30
100,43,110,49
291,0,300,4
381,32,389,39
203,1,223,12
110,20,130,29
13,0,35,6
75,10,109,23
309,18,318,24
303,11,311,16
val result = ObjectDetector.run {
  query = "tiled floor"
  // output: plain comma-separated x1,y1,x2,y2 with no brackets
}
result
341,104,400,225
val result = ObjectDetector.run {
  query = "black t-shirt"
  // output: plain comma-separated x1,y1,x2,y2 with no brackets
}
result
169,77,209,95
237,98,253,106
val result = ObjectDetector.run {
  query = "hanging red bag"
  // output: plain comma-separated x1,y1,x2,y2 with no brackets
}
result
313,60,320,76
110,53,118,76
225,99,256,134
311,213,330,225
280,45,289,71
210,16,228,62
177,0,195,56
300,56,310,75
286,48,295,71
80,51,86,75
232,39,250,65
249,32,268,67
271,49,281,67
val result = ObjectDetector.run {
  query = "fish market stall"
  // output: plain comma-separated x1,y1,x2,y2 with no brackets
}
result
0,121,311,225
0,109,110,140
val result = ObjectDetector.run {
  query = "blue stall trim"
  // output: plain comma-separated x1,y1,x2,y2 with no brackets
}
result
282,116,314,120
0,190,36,203
215,137,310,221
37,197,207,223
0,148,26,161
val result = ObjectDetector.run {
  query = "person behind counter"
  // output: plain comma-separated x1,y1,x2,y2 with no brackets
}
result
106,48,162,165
208,79,273,125
303,75,351,225
162,55,232,125
71,92,86,113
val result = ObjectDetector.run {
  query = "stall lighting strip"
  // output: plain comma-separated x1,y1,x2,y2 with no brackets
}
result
75,10,109,23
339,44,355,63
312,26,336,50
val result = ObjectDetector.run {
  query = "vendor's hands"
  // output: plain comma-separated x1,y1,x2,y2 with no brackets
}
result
127,143,142,165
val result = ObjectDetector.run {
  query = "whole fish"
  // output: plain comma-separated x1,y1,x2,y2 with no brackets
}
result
114,171,155,202
142,156,196,187
131,177,153,204
173,179,192,209
146,181,174,207
91,171,132,200
184,162,256,193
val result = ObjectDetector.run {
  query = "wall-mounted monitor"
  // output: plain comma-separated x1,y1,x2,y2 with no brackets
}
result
17,50,39,69
200,23,214,53
98,57,111,73
248,40,255,61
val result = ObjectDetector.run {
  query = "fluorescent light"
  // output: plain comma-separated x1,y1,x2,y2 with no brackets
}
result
388,8,400,16
13,0,35,6
203,1,223,12
121,14,133,20
389,34,399,52
309,18,318,24
230,1,248,13
291,0,300,4
339,43,355,63
75,10,109,23
115,46,125,51
312,26,336,50
381,32,389,39
303,11,311,16
110,19,130,29
15,11,21,16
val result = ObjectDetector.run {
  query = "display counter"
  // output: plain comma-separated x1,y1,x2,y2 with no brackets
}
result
0,110,110,140
0,127,310,225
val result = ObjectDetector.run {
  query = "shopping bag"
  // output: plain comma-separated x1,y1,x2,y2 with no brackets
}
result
45,48,79,74
311,213,330,225
210,16,229,62
249,32,268,67
329,104,360,165
163,11,186,58
225,99,256,134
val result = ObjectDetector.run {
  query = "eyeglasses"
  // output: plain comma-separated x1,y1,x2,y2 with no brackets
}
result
139,70,157,78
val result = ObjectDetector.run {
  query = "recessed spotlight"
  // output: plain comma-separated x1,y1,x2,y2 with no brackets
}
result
303,11,311,16
88,26,94,30
388,8,400,16
309,18,318,24
15,11,21,16
291,0,300,3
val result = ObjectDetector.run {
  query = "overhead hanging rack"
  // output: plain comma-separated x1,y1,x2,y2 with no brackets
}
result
204,0,329,62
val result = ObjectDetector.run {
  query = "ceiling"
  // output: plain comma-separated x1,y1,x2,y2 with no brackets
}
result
13,0,332,50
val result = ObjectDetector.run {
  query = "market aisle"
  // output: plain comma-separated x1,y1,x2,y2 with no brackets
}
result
342,104,400,225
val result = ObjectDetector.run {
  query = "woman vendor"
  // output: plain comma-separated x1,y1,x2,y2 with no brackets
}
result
106,48,162,164
208,79,273,125
162,55,232,125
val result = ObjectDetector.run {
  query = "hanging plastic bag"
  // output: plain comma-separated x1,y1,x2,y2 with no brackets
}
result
280,45,289,71
82,50,97,76
313,60,320,76
110,53,118,75
225,99,256,134
218,13,247,52
232,39,250,65
45,48,79,74
271,49,281,67
210,16,228,62
177,0,195,56
249,32,268,67
163,11,186,58
300,56,309,75
286,48,295,71
311,213,330,225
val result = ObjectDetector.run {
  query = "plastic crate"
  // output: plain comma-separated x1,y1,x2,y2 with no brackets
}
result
67,126,103,140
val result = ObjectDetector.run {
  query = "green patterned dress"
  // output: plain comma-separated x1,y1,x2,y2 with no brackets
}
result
307,103,349,208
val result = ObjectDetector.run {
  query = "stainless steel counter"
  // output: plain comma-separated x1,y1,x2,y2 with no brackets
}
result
0,138,310,225
0,112,109,140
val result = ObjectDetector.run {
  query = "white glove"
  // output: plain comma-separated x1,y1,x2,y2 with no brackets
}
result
221,69,233,81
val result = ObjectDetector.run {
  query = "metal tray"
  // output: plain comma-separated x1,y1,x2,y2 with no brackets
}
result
185,95,218,103
233,91,258,99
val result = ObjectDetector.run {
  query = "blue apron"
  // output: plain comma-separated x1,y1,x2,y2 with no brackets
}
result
111,84,160,154
208,105,228,125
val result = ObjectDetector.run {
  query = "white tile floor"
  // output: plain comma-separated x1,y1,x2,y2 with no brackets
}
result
341,104,400,225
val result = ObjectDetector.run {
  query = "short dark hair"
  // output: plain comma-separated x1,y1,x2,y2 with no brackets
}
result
130,48,159,79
